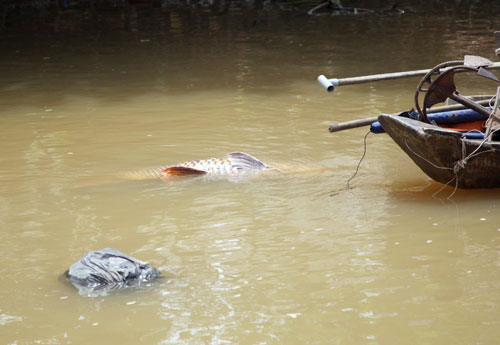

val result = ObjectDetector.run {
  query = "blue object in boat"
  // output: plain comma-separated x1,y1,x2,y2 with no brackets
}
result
461,131,484,139
370,108,489,135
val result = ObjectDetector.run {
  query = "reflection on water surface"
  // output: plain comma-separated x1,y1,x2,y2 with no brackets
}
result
1,3,500,344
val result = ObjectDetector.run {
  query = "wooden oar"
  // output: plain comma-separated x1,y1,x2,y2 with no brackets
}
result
328,99,493,133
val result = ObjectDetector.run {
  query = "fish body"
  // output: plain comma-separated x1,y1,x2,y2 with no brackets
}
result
121,152,272,181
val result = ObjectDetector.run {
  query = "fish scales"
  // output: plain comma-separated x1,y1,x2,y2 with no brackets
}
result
119,152,270,181
177,158,240,175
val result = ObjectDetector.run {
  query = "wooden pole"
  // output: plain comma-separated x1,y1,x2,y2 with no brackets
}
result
328,99,493,133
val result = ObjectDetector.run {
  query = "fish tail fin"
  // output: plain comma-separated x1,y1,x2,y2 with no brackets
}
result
227,152,269,170
162,166,207,176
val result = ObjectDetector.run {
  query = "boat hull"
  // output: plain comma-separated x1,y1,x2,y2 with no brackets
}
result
378,114,500,189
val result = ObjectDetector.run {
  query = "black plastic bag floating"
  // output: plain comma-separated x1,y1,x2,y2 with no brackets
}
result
66,248,159,297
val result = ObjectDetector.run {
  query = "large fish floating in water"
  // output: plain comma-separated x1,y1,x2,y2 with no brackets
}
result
120,152,275,181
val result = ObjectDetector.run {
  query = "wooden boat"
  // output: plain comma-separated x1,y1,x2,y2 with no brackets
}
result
377,113,500,189
318,40,500,189
373,54,500,189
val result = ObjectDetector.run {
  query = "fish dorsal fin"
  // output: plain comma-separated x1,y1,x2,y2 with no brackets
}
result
227,152,268,170
162,166,207,176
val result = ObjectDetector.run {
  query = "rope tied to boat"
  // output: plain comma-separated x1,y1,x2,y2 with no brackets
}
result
402,136,462,198
337,90,500,198
452,139,468,175
345,130,371,191
485,87,500,140
404,130,499,199
330,130,371,196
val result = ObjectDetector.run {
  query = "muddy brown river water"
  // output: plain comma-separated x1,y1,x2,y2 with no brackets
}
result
1,2,500,344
